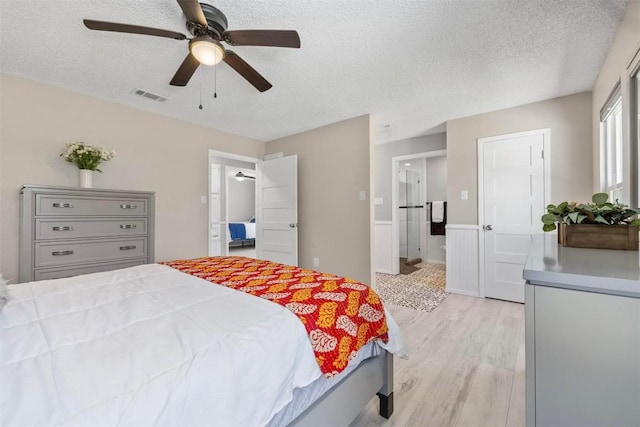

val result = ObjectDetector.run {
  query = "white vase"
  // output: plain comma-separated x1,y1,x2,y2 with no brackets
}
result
79,169,93,188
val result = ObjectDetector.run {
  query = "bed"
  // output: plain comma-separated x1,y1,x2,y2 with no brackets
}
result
0,256,405,426
228,222,256,248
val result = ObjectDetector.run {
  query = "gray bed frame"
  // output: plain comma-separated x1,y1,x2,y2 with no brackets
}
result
289,350,394,426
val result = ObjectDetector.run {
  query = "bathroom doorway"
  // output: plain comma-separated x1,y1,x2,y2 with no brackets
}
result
399,167,423,274
391,149,447,275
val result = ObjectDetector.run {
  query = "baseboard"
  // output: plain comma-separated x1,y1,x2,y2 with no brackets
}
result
376,269,394,275
446,288,480,297
426,259,445,265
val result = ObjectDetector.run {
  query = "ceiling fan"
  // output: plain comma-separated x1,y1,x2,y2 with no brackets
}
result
83,0,300,92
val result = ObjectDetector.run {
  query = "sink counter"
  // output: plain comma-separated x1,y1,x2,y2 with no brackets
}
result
523,234,640,298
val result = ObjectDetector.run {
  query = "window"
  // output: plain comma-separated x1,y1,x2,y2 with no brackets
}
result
634,69,640,204
600,87,623,202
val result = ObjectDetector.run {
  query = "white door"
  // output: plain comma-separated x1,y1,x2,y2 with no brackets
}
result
256,155,298,265
480,130,547,303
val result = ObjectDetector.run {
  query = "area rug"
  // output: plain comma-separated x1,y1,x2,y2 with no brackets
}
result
376,263,448,312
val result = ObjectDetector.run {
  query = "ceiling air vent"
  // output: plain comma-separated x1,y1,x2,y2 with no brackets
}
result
132,88,169,103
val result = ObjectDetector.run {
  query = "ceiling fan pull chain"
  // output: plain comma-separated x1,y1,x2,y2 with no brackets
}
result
213,49,218,99
198,66,203,110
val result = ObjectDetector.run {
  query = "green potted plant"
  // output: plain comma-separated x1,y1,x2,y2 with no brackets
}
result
541,193,640,250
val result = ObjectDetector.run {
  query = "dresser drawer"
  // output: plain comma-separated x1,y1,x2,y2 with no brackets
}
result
36,218,147,240
35,259,147,281
36,195,148,216
35,237,147,267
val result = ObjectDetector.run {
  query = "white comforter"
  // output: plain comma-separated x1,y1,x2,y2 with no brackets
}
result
0,264,404,426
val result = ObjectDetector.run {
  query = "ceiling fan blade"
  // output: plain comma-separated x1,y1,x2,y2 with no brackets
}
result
83,19,187,40
223,50,272,92
176,0,207,26
223,30,301,48
170,53,200,86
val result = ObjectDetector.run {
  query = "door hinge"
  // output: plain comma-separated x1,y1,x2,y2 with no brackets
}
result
541,150,544,159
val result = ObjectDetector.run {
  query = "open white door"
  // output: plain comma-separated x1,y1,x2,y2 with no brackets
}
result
256,155,298,265
479,129,548,303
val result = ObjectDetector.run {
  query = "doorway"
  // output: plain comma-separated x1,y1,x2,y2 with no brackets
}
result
208,150,259,258
226,166,256,258
391,150,447,275
208,150,299,266
478,129,550,303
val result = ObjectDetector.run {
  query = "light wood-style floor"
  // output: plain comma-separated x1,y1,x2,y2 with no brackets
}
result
350,294,525,427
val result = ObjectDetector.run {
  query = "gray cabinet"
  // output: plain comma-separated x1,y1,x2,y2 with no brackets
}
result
523,235,640,427
20,185,155,283
525,285,640,427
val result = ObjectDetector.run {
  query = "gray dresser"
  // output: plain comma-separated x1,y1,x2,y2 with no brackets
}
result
19,185,155,283
523,234,640,427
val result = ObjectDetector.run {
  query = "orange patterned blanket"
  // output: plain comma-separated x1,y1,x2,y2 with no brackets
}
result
161,256,389,376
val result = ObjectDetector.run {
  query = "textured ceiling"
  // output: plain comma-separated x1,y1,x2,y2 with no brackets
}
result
0,0,629,144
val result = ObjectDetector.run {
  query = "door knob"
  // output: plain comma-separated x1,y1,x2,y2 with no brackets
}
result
483,224,493,231
289,223,297,228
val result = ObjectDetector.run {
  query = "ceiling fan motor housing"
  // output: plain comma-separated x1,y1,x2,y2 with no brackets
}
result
186,3,228,39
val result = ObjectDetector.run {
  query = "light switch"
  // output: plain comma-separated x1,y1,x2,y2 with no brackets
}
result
359,191,366,201
461,190,468,201
201,195,207,204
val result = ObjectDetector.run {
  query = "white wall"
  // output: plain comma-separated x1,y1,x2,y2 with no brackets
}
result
265,115,374,285
0,74,264,283
227,170,256,222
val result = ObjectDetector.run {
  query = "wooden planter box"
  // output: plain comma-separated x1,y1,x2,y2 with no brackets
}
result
558,223,639,250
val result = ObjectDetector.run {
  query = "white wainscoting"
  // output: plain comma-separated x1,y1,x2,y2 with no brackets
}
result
375,221,394,274
446,224,480,297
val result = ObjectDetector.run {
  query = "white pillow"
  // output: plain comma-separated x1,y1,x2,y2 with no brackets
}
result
0,274,8,311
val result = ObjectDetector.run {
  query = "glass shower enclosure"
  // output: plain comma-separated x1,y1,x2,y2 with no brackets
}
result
399,169,422,264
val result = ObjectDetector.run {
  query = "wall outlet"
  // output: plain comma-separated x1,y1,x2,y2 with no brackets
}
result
375,197,384,206
313,257,320,267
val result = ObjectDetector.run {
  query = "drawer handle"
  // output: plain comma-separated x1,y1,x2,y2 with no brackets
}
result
52,226,74,231
120,224,137,229
52,203,74,208
52,250,74,256
119,245,137,250
120,204,137,209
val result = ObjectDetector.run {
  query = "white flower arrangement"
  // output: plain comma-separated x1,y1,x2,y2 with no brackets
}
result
59,141,116,172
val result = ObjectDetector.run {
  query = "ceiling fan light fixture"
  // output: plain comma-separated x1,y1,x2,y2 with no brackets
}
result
189,36,225,65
